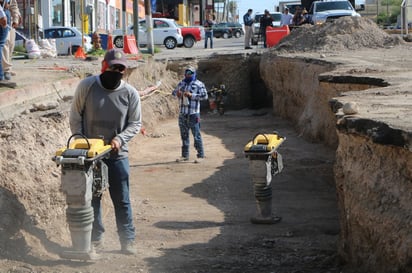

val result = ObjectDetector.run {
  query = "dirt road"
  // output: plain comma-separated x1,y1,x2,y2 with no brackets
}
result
39,109,338,273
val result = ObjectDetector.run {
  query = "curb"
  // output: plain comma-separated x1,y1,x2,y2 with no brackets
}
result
0,77,80,121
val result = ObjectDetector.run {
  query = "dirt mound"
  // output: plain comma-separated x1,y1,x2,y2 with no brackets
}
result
276,16,404,52
0,61,180,262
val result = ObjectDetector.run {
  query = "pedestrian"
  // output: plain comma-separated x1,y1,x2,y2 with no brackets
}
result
259,9,274,48
203,14,215,49
280,7,293,26
69,49,142,255
2,0,20,81
292,6,305,26
243,8,254,49
0,2,10,84
172,66,208,163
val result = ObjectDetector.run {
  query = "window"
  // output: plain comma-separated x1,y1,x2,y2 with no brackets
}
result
62,29,75,37
45,30,61,39
52,0,64,26
154,20,169,28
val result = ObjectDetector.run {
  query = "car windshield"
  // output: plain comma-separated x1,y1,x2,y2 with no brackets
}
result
316,1,353,12
138,19,178,29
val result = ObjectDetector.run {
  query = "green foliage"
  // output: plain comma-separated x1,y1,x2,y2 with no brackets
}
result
376,0,402,26
13,45,27,53
227,1,238,18
87,48,106,56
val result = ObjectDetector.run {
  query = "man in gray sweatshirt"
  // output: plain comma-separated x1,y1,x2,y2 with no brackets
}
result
70,49,142,255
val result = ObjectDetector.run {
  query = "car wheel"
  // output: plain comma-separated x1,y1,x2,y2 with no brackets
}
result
183,36,195,48
251,38,258,45
69,45,80,55
114,36,124,48
164,37,177,49
234,31,241,38
223,32,229,39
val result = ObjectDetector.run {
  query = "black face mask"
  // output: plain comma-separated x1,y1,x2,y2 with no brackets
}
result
100,71,123,90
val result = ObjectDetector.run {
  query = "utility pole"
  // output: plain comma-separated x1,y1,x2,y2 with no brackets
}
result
133,0,139,50
81,0,84,48
34,0,38,41
122,0,126,34
144,0,154,55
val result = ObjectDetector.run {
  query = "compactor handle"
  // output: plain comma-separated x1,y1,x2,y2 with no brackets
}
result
252,133,269,145
66,133,91,150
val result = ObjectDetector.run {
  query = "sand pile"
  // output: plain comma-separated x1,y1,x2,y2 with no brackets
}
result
276,16,404,52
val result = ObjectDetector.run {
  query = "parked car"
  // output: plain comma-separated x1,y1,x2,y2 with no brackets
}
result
226,22,244,38
113,18,183,49
14,30,29,48
212,23,233,39
44,26,92,55
178,25,205,48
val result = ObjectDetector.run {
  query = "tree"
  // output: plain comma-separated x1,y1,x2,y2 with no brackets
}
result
227,1,238,21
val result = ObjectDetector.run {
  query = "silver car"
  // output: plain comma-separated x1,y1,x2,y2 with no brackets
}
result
113,18,183,49
44,26,92,55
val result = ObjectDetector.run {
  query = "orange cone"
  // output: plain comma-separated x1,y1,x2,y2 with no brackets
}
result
123,35,138,54
107,34,114,50
74,46,86,59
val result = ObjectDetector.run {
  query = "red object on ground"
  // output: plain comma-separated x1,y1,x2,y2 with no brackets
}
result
74,47,86,59
123,35,139,55
107,34,114,50
266,25,290,48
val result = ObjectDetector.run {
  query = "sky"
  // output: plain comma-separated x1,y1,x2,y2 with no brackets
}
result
236,0,280,21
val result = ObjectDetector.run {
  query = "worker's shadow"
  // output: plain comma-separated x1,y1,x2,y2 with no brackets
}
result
0,187,94,266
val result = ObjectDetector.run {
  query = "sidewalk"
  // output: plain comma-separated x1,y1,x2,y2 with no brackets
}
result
0,56,102,120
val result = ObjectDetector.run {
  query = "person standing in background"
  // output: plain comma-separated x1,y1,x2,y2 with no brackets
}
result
172,66,208,164
2,0,20,81
280,7,293,26
0,2,10,86
259,9,273,48
203,14,215,49
243,8,254,49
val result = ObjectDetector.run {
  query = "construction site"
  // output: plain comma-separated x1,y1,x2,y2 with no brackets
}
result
0,16,411,273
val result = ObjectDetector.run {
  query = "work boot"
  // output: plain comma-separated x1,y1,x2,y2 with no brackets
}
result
176,156,189,163
91,238,104,253
121,240,137,255
4,72,11,80
194,157,205,164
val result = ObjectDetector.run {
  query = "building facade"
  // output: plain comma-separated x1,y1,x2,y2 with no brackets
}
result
16,0,217,39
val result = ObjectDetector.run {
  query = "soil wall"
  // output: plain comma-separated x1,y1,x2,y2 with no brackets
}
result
259,52,412,272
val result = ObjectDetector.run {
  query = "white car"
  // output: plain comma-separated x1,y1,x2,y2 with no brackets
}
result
44,26,92,55
112,18,183,49
309,0,361,25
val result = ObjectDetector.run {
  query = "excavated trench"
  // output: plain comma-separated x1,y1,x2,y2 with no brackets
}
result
165,53,411,273
0,51,410,272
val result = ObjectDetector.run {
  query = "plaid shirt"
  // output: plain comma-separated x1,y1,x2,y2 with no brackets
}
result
172,79,208,115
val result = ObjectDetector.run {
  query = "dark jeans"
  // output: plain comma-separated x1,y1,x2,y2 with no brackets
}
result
204,31,213,48
178,113,205,158
91,157,135,244
262,33,267,48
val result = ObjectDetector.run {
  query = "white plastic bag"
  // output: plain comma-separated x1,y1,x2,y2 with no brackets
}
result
26,39,41,59
39,39,57,58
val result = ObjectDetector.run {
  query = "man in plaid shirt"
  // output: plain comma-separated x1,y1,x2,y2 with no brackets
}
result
172,66,208,163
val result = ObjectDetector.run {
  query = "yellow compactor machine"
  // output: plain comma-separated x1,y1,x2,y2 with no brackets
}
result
53,134,111,260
